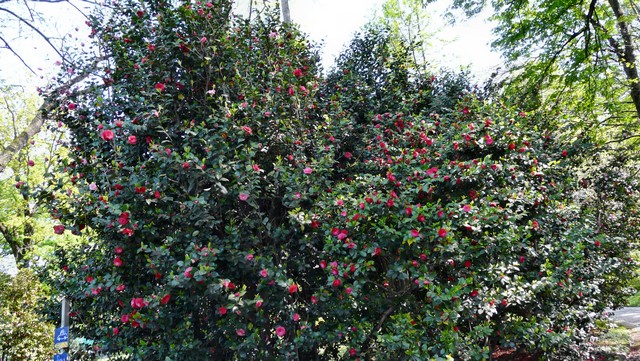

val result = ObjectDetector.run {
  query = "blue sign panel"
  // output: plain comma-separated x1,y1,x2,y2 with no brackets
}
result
54,353,68,361
54,326,69,348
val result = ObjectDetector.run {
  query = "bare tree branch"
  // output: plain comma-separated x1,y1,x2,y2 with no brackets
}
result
0,36,37,75
0,6,66,61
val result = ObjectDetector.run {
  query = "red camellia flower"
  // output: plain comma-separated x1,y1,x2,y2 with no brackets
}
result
67,102,77,110
131,298,146,309
182,162,191,169
438,228,447,238
293,313,300,322
116,284,125,292
160,293,171,305
155,82,165,92
127,135,137,145
86,276,94,283
288,284,298,294
113,257,123,267
122,228,133,236
410,229,420,238
135,186,146,194
27,160,35,167
115,246,123,254
332,279,341,287
118,212,129,225
53,225,65,234
101,129,114,141
218,306,227,315
349,348,357,357
470,290,479,297
113,327,119,335
293,68,303,77
275,325,286,337
121,314,130,323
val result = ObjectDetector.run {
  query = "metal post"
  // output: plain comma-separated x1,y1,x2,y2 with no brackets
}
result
61,297,69,327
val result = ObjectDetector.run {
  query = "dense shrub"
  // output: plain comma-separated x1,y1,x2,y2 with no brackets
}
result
39,1,638,359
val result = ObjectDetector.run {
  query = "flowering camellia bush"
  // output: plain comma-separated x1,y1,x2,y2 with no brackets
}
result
38,1,637,360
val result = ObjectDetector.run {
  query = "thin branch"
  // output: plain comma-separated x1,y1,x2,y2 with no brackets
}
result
0,6,65,61
0,36,37,75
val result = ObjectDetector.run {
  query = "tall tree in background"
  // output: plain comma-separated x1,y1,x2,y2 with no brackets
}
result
441,0,640,147
280,0,290,22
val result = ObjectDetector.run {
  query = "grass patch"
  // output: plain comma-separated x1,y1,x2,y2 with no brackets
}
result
628,291,640,307
595,325,632,355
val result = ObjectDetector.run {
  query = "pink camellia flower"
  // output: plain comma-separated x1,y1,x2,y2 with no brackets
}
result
293,68,303,77
256,300,263,308
131,297,145,309
155,82,165,92
67,102,77,110
101,129,114,141
345,287,353,295
113,257,123,267
462,204,471,212
113,327,119,335
182,162,191,170
292,313,300,322
276,325,286,337
89,182,97,191
485,134,494,145
115,246,123,254
127,135,137,145
53,225,65,234
303,167,312,175
259,269,268,278
236,329,246,337
116,284,125,292
410,229,420,238
200,36,207,44
438,228,447,238
121,314,130,323
184,267,193,278
241,126,252,135
239,193,249,201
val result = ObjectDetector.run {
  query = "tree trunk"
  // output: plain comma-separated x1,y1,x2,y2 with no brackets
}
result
0,101,49,174
608,0,640,119
280,0,291,23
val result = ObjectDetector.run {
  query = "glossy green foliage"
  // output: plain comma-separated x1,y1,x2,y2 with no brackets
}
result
37,1,638,359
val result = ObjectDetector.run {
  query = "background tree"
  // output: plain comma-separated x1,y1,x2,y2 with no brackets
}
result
0,269,54,361
0,86,65,268
437,0,640,148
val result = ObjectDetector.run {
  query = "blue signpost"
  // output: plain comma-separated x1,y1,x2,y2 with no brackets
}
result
54,326,69,348
53,353,68,361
